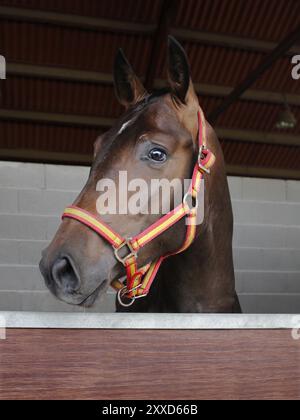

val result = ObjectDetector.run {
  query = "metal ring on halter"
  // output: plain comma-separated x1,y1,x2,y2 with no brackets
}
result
134,293,147,300
117,284,142,307
197,145,211,174
183,192,199,212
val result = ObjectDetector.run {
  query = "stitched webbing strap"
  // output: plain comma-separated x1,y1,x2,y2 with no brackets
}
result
63,206,124,248
131,203,189,251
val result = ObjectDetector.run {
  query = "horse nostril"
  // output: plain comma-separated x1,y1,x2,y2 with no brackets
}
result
51,257,80,293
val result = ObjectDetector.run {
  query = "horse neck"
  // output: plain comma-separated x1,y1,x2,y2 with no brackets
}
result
152,179,236,313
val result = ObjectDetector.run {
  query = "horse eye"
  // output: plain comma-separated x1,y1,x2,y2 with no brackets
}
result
148,148,167,163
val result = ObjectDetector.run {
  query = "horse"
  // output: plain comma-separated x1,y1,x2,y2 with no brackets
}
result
40,37,241,313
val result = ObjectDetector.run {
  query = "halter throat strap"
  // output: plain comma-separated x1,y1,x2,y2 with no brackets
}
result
62,109,215,306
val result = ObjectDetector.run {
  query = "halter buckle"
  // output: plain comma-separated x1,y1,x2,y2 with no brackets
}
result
198,145,211,174
114,239,137,265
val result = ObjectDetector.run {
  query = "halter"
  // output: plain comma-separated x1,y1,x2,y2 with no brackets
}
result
62,108,215,307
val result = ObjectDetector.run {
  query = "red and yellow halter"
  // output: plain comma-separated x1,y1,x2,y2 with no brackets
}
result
62,108,215,306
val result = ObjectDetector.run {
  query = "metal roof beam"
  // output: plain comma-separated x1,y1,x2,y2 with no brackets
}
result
197,84,300,107
7,63,300,107
0,148,299,180
0,148,92,165
144,0,175,91
1,6,299,55
216,128,300,147
1,109,299,147
7,63,114,83
173,28,300,55
0,6,155,34
226,165,300,181
0,109,114,127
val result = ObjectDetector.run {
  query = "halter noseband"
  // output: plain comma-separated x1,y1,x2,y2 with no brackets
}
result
62,108,215,307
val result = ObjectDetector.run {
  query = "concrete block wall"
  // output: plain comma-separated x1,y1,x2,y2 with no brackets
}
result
0,162,114,313
0,161,299,313
229,177,300,313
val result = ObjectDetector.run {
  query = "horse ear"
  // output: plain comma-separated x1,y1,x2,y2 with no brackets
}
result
167,36,197,106
114,49,148,108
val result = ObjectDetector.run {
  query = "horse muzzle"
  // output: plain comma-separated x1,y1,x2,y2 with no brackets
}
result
39,252,107,307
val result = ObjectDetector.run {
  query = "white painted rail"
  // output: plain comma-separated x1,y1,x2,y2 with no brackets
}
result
2,311,300,330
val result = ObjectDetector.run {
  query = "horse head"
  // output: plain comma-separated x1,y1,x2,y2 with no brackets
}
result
40,37,215,308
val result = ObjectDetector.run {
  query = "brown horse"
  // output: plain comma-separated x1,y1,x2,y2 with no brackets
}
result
40,37,241,313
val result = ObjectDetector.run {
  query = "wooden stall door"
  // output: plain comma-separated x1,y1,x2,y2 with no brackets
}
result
0,329,299,400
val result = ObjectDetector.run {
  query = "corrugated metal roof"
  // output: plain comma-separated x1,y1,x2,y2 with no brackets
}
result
1,119,299,171
2,77,299,135
1,20,153,75
3,20,298,95
214,101,300,135
174,0,300,43
1,76,123,117
2,0,299,43
222,140,300,170
0,0,300,177
0,0,162,23
0,120,98,154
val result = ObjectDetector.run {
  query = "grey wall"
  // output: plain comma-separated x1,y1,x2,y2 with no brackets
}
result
0,161,299,313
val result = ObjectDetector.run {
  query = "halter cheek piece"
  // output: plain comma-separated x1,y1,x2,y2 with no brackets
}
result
62,109,215,307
